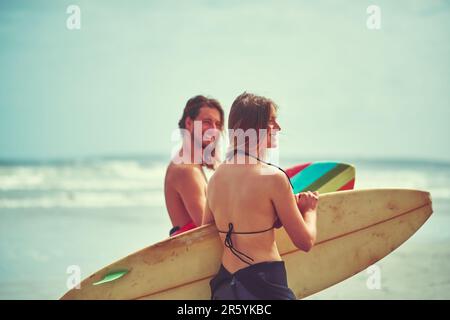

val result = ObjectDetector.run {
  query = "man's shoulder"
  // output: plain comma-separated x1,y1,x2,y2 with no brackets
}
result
167,162,203,182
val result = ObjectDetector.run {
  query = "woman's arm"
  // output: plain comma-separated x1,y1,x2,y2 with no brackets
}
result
270,172,318,252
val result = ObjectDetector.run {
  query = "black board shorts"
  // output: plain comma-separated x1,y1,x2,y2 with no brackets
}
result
209,261,296,300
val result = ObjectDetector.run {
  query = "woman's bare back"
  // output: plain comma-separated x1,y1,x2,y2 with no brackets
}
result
207,161,284,273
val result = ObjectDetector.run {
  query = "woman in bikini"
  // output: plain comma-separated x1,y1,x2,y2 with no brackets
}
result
202,92,318,300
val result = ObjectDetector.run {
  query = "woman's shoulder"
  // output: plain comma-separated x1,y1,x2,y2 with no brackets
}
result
257,164,292,191
258,162,286,178
208,162,287,186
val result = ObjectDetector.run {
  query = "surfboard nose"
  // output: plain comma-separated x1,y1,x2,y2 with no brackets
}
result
426,191,432,205
426,191,433,216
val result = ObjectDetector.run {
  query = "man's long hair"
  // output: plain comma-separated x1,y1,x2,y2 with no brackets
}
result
178,95,225,170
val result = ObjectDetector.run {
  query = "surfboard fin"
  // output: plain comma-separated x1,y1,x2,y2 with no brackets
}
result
93,270,129,286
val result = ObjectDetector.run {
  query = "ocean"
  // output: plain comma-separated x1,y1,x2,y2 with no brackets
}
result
0,155,449,299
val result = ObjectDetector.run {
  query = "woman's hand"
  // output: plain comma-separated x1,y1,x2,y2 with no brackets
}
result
296,191,319,214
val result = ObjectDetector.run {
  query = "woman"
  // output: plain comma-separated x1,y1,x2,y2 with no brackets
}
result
202,92,318,300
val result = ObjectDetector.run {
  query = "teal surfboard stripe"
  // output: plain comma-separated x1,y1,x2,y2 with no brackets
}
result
290,162,338,194
299,163,349,192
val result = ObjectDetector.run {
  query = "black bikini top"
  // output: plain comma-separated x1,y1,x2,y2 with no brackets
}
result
217,150,294,265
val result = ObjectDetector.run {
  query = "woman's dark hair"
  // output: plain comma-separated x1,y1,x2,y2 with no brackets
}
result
178,95,224,130
228,92,278,155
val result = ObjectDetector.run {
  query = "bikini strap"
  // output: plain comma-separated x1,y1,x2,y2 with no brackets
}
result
221,223,254,265
228,149,294,190
218,223,275,265
217,222,275,235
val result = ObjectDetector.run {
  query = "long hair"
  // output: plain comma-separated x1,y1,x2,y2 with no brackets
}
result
227,92,278,161
178,95,225,170
178,95,224,130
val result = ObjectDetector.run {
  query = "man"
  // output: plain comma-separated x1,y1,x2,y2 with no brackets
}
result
164,95,224,237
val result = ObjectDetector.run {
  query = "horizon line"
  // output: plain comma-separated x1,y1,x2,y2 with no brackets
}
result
1,152,450,167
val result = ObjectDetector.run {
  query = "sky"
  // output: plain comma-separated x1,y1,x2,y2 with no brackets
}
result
0,0,449,162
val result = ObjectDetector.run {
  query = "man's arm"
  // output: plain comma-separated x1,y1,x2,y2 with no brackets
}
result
175,167,207,227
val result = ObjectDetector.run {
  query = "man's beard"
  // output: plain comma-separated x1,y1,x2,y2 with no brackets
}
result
201,139,220,170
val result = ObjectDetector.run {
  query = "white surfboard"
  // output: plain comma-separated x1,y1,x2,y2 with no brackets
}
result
61,188,432,299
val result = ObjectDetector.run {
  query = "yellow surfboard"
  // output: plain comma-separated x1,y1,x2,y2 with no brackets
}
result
61,188,432,300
